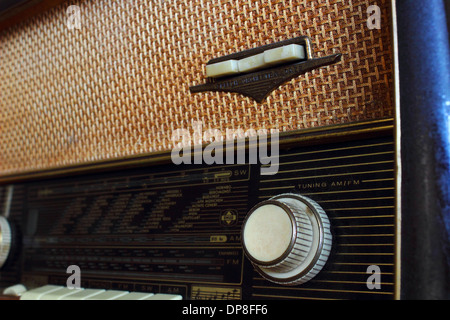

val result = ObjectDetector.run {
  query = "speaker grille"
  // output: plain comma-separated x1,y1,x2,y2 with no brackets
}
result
0,0,394,175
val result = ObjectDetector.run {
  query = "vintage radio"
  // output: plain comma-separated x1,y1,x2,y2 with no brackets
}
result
0,0,449,301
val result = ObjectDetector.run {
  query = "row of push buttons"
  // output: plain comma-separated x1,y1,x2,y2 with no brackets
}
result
17,285,182,300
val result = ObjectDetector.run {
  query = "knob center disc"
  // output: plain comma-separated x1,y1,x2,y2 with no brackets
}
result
243,204,293,263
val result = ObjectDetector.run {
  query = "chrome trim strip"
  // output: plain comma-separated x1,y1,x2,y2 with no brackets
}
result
391,0,402,300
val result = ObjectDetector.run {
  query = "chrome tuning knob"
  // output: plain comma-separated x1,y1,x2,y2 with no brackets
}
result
242,193,332,285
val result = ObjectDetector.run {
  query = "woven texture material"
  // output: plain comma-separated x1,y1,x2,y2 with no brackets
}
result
0,0,394,175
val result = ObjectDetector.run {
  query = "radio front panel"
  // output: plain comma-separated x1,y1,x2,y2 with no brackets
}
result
0,120,397,300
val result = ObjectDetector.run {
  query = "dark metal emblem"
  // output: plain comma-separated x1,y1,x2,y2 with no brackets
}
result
190,36,342,103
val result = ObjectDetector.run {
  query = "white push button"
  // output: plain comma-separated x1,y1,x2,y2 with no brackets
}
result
20,285,63,300
206,44,306,78
60,288,105,300
144,293,183,300
205,60,239,78
114,292,155,300
3,284,27,296
40,287,84,300
85,290,129,300
238,53,265,73
263,44,306,65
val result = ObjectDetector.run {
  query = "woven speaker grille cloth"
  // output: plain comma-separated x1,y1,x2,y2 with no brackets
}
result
0,0,394,175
